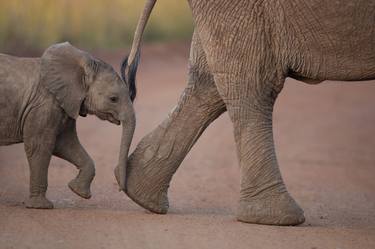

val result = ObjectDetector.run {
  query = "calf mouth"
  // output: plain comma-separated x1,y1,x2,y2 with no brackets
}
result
87,109,121,125
96,111,120,125
80,100,120,125
107,113,121,125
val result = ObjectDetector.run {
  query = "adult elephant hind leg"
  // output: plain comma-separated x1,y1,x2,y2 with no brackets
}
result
191,0,305,224
213,71,305,225
125,31,226,214
53,119,95,199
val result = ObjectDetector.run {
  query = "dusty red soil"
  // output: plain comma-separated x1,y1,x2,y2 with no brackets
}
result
1,43,374,249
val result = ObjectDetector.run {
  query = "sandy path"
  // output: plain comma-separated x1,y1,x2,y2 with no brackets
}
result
0,43,374,249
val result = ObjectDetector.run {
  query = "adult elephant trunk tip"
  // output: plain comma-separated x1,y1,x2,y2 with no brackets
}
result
115,110,136,192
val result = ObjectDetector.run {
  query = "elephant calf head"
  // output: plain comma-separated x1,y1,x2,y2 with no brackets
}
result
41,42,135,190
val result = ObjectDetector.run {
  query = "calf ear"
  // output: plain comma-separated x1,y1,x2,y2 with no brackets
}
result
40,42,98,119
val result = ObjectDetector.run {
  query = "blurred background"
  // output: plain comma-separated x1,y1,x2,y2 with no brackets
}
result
0,0,193,55
1,2,375,248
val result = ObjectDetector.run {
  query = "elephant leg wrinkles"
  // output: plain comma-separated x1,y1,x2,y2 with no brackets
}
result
53,119,95,199
126,27,304,225
188,3,305,225
125,31,226,213
21,105,65,209
213,71,305,225
23,133,56,209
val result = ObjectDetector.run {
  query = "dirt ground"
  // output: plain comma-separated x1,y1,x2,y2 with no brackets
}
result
0,43,374,249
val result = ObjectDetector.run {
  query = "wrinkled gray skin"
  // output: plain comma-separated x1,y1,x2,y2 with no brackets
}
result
0,42,135,209
122,0,375,226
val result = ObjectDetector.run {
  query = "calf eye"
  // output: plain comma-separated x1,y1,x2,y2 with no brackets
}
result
110,96,118,103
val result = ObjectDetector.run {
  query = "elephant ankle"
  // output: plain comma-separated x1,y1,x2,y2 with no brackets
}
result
114,163,169,213
79,164,96,181
125,163,169,214
125,150,175,214
126,183,169,214
237,192,305,225
239,180,288,201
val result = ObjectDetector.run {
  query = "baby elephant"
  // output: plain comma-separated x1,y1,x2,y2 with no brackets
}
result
0,42,136,209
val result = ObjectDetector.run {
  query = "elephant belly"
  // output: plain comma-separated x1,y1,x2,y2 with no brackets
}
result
0,137,23,146
283,0,375,81
0,93,23,145
0,55,40,145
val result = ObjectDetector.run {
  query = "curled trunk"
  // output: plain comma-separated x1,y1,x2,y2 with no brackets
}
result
117,105,136,191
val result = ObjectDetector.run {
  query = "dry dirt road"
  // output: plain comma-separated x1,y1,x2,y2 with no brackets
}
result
1,43,375,249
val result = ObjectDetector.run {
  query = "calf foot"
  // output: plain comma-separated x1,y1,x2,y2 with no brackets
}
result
25,195,54,209
68,178,91,199
237,192,305,226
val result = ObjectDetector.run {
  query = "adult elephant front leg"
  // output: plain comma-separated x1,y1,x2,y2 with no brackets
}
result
125,31,226,213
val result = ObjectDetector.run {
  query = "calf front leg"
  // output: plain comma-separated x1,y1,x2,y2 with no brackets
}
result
53,119,95,199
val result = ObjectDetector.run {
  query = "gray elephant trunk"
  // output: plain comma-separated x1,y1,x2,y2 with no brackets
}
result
117,104,136,191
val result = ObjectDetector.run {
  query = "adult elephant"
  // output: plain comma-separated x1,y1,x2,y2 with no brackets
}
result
119,0,375,225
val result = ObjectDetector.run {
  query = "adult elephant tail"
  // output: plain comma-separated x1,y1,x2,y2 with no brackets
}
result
121,0,157,102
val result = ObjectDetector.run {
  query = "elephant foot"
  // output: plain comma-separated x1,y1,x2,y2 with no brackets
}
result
117,161,169,214
68,178,91,199
237,192,305,226
25,195,54,209
126,183,169,214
